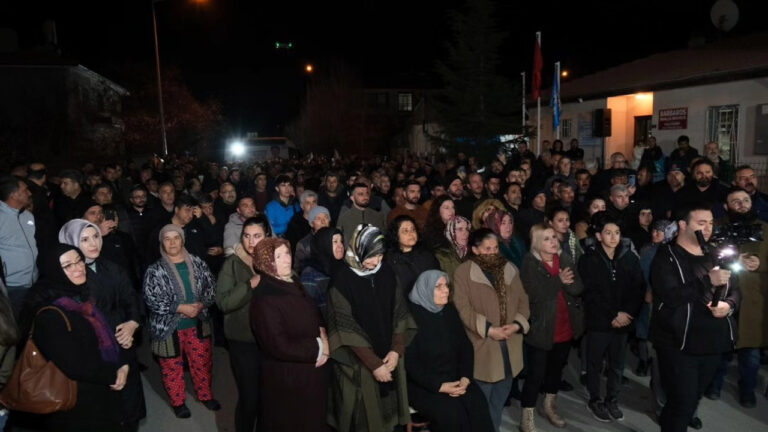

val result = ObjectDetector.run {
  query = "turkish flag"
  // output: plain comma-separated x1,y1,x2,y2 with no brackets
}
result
532,36,543,100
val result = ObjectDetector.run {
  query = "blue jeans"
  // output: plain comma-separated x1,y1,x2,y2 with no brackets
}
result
708,348,761,396
477,375,513,432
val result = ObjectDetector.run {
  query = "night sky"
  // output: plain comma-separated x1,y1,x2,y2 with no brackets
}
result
4,0,765,136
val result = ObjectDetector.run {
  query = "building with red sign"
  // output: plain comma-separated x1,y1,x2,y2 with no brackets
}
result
531,32,768,176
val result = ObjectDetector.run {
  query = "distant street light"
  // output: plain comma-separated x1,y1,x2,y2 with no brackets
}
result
305,64,314,74
561,70,569,78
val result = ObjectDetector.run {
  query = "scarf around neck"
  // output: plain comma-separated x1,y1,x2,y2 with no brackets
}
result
471,253,510,324
54,296,120,363
159,224,197,301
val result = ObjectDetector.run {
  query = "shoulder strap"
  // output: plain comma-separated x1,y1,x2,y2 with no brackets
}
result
31,305,73,335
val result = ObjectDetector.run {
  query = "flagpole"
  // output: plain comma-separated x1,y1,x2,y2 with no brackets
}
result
521,71,526,134
555,61,561,139
536,31,542,155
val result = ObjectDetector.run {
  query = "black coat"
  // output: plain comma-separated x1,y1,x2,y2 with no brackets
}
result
100,231,142,290
649,243,740,354
385,247,440,296
249,274,328,432
86,258,146,424
31,305,125,431
404,303,494,432
579,241,645,333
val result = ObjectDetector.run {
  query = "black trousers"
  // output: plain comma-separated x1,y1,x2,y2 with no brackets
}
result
520,341,571,408
656,345,719,432
228,340,260,432
586,331,627,402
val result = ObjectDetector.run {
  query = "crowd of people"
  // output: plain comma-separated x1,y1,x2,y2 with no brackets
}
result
0,136,765,432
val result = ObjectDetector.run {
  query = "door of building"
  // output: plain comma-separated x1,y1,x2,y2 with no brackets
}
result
634,115,653,146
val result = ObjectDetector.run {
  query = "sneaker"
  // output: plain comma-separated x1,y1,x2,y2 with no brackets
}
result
688,416,703,430
605,399,624,421
202,399,221,411
172,403,191,418
586,400,612,422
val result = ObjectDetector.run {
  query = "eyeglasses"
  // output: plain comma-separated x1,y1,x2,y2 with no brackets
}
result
61,257,85,272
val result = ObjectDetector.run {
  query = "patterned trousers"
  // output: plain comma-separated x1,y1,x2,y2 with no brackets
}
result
158,327,213,406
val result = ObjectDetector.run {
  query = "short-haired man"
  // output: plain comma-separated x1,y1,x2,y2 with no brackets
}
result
0,175,38,312
265,175,300,237
53,168,91,226
667,135,699,172
336,182,386,235
675,159,727,219
285,190,318,252
650,202,740,432
501,182,523,218
223,196,258,256
705,188,765,407
148,194,218,263
733,165,768,222
386,180,428,229
318,172,346,224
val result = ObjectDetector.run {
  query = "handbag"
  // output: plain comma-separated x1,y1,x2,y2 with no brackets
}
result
0,306,77,413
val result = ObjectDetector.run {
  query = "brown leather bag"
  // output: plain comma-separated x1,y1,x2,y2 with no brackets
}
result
0,306,77,413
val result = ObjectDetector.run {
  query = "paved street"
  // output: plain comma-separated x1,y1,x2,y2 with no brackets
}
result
136,335,768,432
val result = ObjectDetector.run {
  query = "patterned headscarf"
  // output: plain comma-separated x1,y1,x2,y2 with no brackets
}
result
344,224,385,275
158,224,197,298
252,237,291,279
444,215,471,258
483,209,512,241
58,219,102,264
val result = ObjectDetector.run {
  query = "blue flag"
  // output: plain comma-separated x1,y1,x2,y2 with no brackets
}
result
550,67,561,131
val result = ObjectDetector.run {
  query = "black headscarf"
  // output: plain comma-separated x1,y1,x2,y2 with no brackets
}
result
310,227,343,276
18,244,91,339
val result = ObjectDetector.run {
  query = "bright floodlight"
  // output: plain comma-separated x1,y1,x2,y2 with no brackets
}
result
230,141,246,157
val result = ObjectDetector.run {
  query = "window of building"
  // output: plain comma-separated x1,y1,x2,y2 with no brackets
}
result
561,119,572,138
398,93,413,112
706,105,739,161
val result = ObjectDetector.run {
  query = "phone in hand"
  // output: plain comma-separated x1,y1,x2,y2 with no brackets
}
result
628,174,637,187
104,209,117,221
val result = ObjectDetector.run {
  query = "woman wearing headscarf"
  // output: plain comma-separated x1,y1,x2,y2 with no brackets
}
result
249,237,329,432
143,224,219,418
58,219,146,431
519,223,584,431
384,215,440,296
452,228,530,432
482,208,526,268
405,270,494,432
300,226,345,319
327,224,417,432
435,215,471,279
16,244,129,432
215,216,271,432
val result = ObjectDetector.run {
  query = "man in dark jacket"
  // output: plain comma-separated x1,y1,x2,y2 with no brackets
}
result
579,212,644,422
649,202,740,432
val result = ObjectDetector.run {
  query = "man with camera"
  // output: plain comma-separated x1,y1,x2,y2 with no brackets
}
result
705,187,766,407
649,202,741,432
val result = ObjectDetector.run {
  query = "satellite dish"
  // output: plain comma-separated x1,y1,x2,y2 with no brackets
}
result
711,0,739,32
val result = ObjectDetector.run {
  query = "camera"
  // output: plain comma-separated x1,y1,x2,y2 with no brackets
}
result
696,221,764,306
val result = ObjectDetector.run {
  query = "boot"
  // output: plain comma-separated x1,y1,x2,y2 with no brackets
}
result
519,407,537,432
541,393,566,428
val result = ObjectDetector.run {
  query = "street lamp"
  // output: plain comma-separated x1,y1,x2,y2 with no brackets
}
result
151,0,168,156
